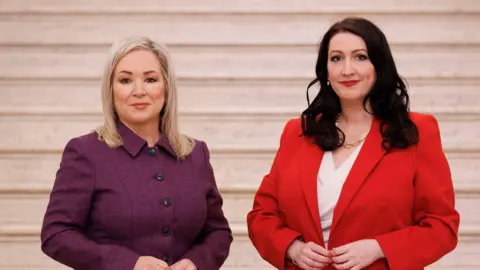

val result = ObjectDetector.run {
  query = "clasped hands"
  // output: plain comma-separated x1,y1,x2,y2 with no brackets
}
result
133,257,197,270
287,239,385,270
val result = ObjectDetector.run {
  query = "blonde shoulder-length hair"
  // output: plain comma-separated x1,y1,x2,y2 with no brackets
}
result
95,36,195,159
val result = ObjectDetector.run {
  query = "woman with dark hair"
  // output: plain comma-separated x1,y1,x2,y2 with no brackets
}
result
247,17,459,270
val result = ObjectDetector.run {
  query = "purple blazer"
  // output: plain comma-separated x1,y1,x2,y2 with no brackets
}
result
41,122,233,270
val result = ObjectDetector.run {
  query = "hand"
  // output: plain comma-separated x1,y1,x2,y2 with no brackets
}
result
167,259,197,270
330,239,385,270
133,256,169,270
287,240,332,270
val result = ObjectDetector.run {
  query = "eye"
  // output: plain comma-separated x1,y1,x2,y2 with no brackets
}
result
119,78,131,84
145,78,158,83
330,55,342,62
356,54,369,61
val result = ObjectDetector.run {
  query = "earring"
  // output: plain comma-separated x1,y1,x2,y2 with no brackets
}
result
327,80,330,86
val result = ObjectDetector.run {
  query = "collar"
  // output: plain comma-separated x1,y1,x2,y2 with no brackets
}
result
116,120,177,158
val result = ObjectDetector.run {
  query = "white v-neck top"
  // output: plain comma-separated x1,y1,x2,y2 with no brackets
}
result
317,141,364,248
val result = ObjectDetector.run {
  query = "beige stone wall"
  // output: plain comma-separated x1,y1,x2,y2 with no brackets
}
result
0,0,479,269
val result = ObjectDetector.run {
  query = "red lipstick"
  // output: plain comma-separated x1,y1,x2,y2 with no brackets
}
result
340,80,360,87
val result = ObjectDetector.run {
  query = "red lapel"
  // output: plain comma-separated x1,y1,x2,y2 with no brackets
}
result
298,138,325,244
330,118,386,232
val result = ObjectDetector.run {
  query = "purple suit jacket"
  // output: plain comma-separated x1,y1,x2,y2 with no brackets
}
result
41,122,233,270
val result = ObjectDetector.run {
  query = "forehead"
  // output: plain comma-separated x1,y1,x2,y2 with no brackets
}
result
115,49,161,71
328,32,367,52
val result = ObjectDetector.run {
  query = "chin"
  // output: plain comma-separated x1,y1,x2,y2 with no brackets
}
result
338,93,366,102
124,115,159,125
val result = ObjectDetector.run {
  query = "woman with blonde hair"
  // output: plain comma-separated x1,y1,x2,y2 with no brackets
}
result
41,36,232,270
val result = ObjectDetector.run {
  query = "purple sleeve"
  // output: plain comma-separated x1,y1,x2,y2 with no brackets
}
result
40,138,140,270
180,142,233,270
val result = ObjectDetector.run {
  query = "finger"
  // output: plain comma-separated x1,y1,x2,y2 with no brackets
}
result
146,263,162,270
299,261,324,270
330,244,350,256
168,262,181,270
151,258,169,268
186,264,196,270
331,252,350,264
166,263,177,270
157,262,169,268
155,264,167,270
301,256,316,267
333,259,356,270
350,261,368,270
155,262,168,269
175,260,190,270
182,261,196,270
302,255,327,268
305,249,332,264
306,242,331,257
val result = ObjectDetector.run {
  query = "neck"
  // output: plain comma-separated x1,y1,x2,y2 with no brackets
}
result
122,118,161,147
338,101,373,125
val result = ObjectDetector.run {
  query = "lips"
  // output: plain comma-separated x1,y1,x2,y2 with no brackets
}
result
340,80,360,87
130,103,149,109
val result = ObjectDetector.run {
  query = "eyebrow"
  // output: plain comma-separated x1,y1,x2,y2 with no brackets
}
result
118,70,159,75
329,49,368,55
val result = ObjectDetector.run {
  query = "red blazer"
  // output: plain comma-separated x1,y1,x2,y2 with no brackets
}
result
247,113,459,270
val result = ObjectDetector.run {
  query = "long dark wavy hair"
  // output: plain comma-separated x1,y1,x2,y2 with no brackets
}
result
301,17,418,151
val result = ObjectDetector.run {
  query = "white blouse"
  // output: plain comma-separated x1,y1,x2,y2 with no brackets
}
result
317,141,364,248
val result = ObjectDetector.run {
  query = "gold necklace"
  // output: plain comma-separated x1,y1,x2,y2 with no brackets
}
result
342,132,369,148
335,120,370,148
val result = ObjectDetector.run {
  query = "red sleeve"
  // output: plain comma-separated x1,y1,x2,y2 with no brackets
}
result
375,114,460,269
247,120,302,270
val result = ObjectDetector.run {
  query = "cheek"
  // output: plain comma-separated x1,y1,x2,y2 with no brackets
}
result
366,68,376,88
147,83,166,101
327,63,340,79
359,64,376,88
366,65,376,79
113,84,131,105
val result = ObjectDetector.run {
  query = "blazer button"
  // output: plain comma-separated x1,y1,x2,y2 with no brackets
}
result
162,227,172,236
147,148,156,157
163,198,171,207
155,173,164,181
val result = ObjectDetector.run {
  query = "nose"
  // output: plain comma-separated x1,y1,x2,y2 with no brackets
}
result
132,80,146,97
341,59,354,76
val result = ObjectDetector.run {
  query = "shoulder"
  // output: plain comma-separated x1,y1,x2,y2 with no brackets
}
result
74,131,104,145
185,138,211,163
57,132,104,173
191,138,207,153
283,117,302,133
282,117,304,140
63,131,110,158
410,111,437,125
409,112,442,147
277,117,309,151
409,112,441,135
